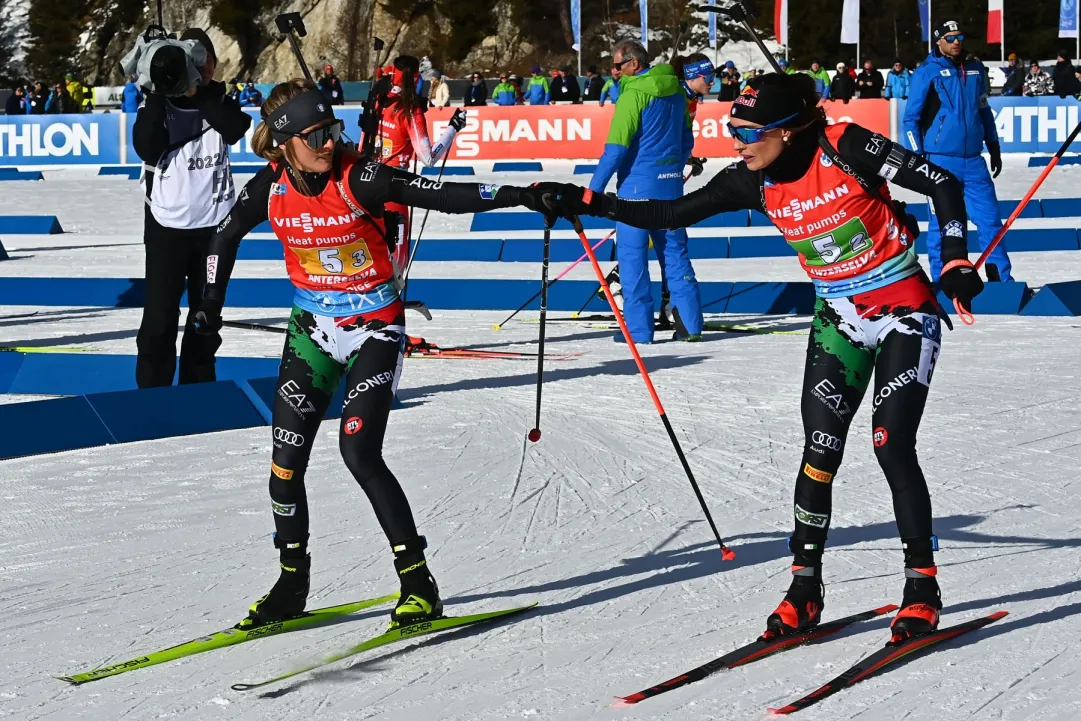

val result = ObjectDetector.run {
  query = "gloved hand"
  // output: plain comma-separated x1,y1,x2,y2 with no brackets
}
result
939,259,984,312
449,108,467,131
988,142,1002,179
193,297,223,335
517,183,599,221
687,156,706,177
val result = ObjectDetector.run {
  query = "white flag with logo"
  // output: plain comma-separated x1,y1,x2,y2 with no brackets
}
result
841,0,860,44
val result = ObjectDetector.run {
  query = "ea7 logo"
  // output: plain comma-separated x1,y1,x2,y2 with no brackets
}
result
273,114,289,130
279,380,317,416
812,378,851,420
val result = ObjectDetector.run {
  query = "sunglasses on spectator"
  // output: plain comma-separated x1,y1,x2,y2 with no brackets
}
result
295,120,343,149
612,58,634,69
942,33,964,44
727,113,799,144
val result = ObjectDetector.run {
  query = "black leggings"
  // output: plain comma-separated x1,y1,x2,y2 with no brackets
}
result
268,305,416,548
792,275,942,567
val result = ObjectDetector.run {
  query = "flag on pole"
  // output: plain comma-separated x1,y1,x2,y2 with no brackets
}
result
641,0,648,50
708,0,717,49
571,0,581,51
1061,0,1078,38
918,0,931,43
774,0,788,47
987,0,1003,44
840,0,859,45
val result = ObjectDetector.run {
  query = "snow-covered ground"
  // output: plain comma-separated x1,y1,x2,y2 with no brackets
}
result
2,159,1081,720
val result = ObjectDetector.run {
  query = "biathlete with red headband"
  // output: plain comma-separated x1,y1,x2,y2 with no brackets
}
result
535,71,984,643
193,81,544,629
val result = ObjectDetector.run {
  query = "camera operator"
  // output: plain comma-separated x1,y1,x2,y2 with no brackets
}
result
132,28,252,388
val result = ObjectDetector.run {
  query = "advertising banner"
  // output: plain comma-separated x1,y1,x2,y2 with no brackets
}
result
989,97,1081,153
0,113,122,165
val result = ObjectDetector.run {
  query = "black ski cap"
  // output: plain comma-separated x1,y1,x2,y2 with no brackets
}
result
729,73,810,127
265,89,336,144
933,20,962,41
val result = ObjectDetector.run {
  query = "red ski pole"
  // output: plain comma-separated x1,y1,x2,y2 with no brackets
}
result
569,209,735,561
955,119,1081,325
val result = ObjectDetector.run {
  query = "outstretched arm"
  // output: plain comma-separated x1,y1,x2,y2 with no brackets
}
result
202,165,275,307
347,157,531,213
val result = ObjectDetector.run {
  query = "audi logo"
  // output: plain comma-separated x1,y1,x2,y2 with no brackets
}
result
274,428,305,446
811,431,842,451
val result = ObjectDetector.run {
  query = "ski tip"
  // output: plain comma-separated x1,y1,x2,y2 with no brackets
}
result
988,610,1009,621
571,312,580,318
874,603,901,615
54,676,78,685
612,696,639,707
766,706,795,716
231,682,257,692
492,324,501,330
721,546,736,561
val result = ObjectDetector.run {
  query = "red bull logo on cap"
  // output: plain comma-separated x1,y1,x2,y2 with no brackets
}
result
734,85,757,107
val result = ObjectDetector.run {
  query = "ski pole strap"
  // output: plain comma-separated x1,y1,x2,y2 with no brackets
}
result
939,259,977,326
939,259,973,275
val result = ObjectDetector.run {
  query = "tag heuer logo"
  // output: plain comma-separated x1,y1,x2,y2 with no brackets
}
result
273,114,289,130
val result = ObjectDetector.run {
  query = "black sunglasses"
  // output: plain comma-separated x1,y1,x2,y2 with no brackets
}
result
613,58,634,69
295,120,343,149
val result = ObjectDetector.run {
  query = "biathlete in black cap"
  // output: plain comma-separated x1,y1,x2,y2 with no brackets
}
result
534,71,985,643
194,81,546,629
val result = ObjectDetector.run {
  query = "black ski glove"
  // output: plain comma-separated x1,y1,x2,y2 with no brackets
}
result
514,182,604,223
687,156,706,177
193,297,223,335
939,259,984,312
449,108,467,131
988,142,1002,179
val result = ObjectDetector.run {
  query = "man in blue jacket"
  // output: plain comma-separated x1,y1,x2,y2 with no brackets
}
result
903,20,1012,281
589,39,701,343
121,76,143,112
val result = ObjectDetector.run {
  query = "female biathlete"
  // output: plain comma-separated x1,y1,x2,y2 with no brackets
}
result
373,55,466,272
537,72,985,642
193,81,541,628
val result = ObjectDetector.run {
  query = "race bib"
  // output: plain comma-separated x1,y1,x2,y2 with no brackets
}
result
291,240,374,277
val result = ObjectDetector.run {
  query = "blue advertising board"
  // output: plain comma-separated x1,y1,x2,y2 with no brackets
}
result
0,113,122,165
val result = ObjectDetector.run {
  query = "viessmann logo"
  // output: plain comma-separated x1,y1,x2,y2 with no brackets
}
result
768,184,852,222
274,213,357,234
431,116,593,158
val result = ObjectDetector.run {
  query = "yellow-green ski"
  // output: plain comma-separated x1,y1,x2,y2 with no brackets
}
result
58,593,399,685
231,602,539,691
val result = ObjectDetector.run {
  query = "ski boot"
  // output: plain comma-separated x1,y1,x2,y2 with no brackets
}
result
390,536,444,628
600,265,623,310
671,308,702,342
243,536,310,627
657,289,674,331
764,565,824,638
890,567,941,643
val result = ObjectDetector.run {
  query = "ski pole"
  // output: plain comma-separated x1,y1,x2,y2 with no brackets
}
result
401,142,452,297
492,229,615,330
528,222,553,443
953,118,1081,325
569,209,735,560
222,319,286,334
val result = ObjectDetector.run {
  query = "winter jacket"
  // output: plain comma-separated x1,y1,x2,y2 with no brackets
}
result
526,76,550,104
430,81,450,107
464,81,488,106
884,69,910,99
121,82,143,112
4,93,25,115
45,89,73,114
585,74,604,101
1052,60,1081,98
239,87,263,107
806,68,832,98
829,72,856,102
1001,65,1024,96
600,77,621,105
903,51,998,157
589,64,694,195
28,89,48,114
65,81,85,109
1022,70,1054,97
318,75,345,105
555,74,581,103
493,81,517,106
856,69,883,99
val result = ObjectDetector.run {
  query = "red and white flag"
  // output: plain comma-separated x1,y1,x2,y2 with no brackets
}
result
987,0,1004,44
775,0,788,47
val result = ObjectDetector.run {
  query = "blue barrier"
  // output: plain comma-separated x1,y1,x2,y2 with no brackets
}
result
232,163,267,174
0,238,7,260
236,239,284,261
98,166,140,179
1006,228,1079,252
686,237,729,259
413,239,503,262
0,351,24,391
0,169,43,181
1038,198,1081,217
749,211,774,227
699,211,749,227
936,282,1031,316
722,282,816,315
470,212,615,232
500,239,613,263
573,164,598,174
0,396,117,459
493,162,543,172
728,235,791,258
253,220,272,233
0,113,122,165
1020,280,1081,316
998,199,1042,219
423,166,474,176
1027,156,1081,167
0,215,63,234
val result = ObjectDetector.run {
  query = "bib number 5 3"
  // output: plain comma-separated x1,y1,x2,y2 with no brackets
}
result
318,248,370,274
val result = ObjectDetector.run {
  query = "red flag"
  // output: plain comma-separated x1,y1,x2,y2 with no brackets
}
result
987,0,1004,44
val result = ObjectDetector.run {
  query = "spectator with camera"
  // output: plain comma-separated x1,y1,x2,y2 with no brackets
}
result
130,28,252,388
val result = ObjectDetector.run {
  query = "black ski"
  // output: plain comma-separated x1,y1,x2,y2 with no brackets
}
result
768,610,1008,715
614,604,897,705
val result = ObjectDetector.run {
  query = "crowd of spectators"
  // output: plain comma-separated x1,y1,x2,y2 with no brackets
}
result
5,72,95,115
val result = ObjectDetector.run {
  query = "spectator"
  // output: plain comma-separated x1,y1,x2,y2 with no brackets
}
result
318,64,345,105
464,72,488,105
28,81,49,114
64,72,85,111
239,81,263,107
778,58,796,75
718,61,741,101
555,66,581,103
493,73,517,105
847,61,858,79
526,65,550,104
600,63,622,105
904,19,1012,282
5,86,25,115
45,83,74,113
806,59,831,98
830,62,856,102
429,71,450,107
508,73,524,103
856,60,884,98
884,59,911,99
121,75,143,112
585,65,604,101
1052,51,1080,98
81,84,94,112
740,66,757,89
549,68,564,99
1023,61,1054,96
1001,53,1024,96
